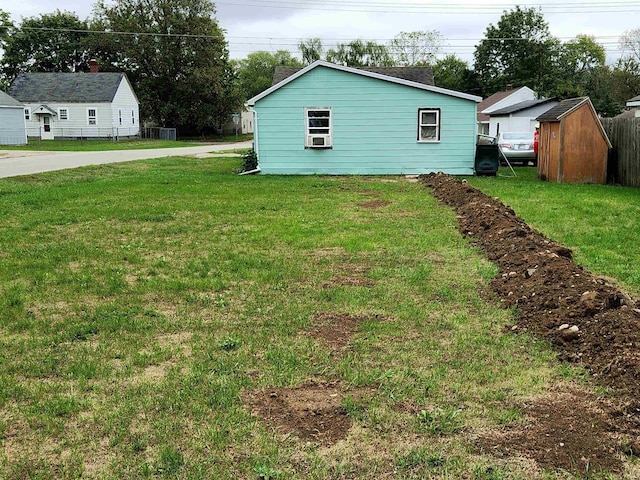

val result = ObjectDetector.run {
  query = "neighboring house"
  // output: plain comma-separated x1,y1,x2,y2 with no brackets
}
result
8,64,139,140
536,97,611,184
487,98,560,136
477,86,536,136
0,91,27,145
624,94,640,117
241,109,254,134
245,60,481,175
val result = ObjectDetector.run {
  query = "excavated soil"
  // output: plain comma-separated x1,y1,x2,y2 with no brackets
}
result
421,173,640,469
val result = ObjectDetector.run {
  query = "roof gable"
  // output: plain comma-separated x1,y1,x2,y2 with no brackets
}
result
537,97,612,148
9,72,129,103
273,65,435,86
247,60,481,106
0,90,24,107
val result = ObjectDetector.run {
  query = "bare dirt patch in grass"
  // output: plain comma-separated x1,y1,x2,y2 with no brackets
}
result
309,312,382,350
321,263,374,288
356,200,392,209
477,385,622,474
245,382,373,447
421,173,640,472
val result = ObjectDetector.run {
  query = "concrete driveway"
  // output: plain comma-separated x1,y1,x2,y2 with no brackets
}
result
0,140,253,179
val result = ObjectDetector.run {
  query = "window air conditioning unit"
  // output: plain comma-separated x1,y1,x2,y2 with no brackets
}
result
306,135,332,148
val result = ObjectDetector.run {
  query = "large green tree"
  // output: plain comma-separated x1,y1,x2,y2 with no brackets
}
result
91,0,235,133
234,50,301,102
432,54,481,95
473,6,560,96
298,38,323,65
388,30,442,66
1,10,91,82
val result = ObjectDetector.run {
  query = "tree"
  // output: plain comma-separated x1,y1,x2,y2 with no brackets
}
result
620,28,640,64
1,10,91,82
298,38,323,65
473,6,561,96
91,0,235,133
235,50,301,102
325,39,394,67
432,54,481,95
388,30,442,66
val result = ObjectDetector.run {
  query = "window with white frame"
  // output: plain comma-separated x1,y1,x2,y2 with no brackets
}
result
118,109,123,126
58,107,69,121
131,109,135,125
417,108,441,142
87,108,97,125
304,108,332,148
24,108,31,121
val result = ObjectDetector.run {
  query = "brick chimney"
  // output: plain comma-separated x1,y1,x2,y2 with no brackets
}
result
89,59,99,73
506,83,513,91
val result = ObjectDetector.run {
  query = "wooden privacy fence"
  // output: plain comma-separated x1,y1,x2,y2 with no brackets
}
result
600,117,640,188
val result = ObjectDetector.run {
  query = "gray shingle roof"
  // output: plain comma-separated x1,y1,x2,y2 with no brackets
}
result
0,90,24,107
488,97,557,116
627,94,640,103
272,65,434,86
536,97,588,122
9,72,126,103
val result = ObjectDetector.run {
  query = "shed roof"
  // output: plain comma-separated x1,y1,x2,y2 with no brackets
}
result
488,97,557,116
9,72,128,103
627,94,640,107
273,65,435,86
536,97,588,122
536,97,612,148
0,90,24,107
247,60,481,106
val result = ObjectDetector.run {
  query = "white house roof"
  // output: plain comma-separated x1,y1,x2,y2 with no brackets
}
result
0,90,24,108
246,60,482,106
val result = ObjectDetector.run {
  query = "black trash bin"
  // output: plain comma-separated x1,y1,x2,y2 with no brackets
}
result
474,144,500,176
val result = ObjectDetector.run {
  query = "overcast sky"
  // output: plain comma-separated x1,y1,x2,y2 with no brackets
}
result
1,0,638,64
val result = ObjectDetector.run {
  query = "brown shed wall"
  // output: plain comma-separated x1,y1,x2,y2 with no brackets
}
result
538,121,561,181
559,103,608,184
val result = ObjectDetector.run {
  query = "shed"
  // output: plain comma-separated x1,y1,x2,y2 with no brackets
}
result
0,91,27,145
245,60,482,175
536,97,611,184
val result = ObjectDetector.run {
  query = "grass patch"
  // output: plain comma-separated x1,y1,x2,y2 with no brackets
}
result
0,159,620,478
466,167,640,296
1,138,201,152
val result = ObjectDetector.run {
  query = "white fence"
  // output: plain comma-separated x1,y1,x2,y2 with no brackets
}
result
25,126,140,140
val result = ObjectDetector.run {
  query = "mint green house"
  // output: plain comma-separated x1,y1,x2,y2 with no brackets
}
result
245,61,482,175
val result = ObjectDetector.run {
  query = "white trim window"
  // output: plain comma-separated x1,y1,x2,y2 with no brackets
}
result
87,107,98,125
304,107,332,148
24,108,31,121
417,108,441,142
58,107,69,121
131,109,135,125
118,109,123,126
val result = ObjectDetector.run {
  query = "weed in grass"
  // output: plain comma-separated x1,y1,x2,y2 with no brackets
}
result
417,407,464,436
397,447,447,470
218,337,240,351
156,445,184,474
254,465,283,479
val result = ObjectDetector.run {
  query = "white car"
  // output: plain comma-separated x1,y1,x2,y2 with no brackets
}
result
497,131,536,165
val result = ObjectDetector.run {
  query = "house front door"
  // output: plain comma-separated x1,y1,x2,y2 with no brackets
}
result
41,115,54,140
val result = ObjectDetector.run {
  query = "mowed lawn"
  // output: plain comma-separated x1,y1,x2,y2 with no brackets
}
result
0,157,631,479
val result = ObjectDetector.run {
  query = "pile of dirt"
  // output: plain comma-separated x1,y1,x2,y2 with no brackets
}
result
420,173,640,450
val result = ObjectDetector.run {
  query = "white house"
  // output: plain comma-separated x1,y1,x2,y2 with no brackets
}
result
0,91,27,145
9,65,139,140
477,86,536,136
487,98,560,136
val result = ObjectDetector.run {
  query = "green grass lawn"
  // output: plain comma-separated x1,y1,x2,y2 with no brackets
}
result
1,139,203,152
0,159,632,479
466,167,640,297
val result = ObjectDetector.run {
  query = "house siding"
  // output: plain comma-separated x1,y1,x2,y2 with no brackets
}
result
110,78,140,137
489,101,560,136
0,106,27,145
254,67,478,175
